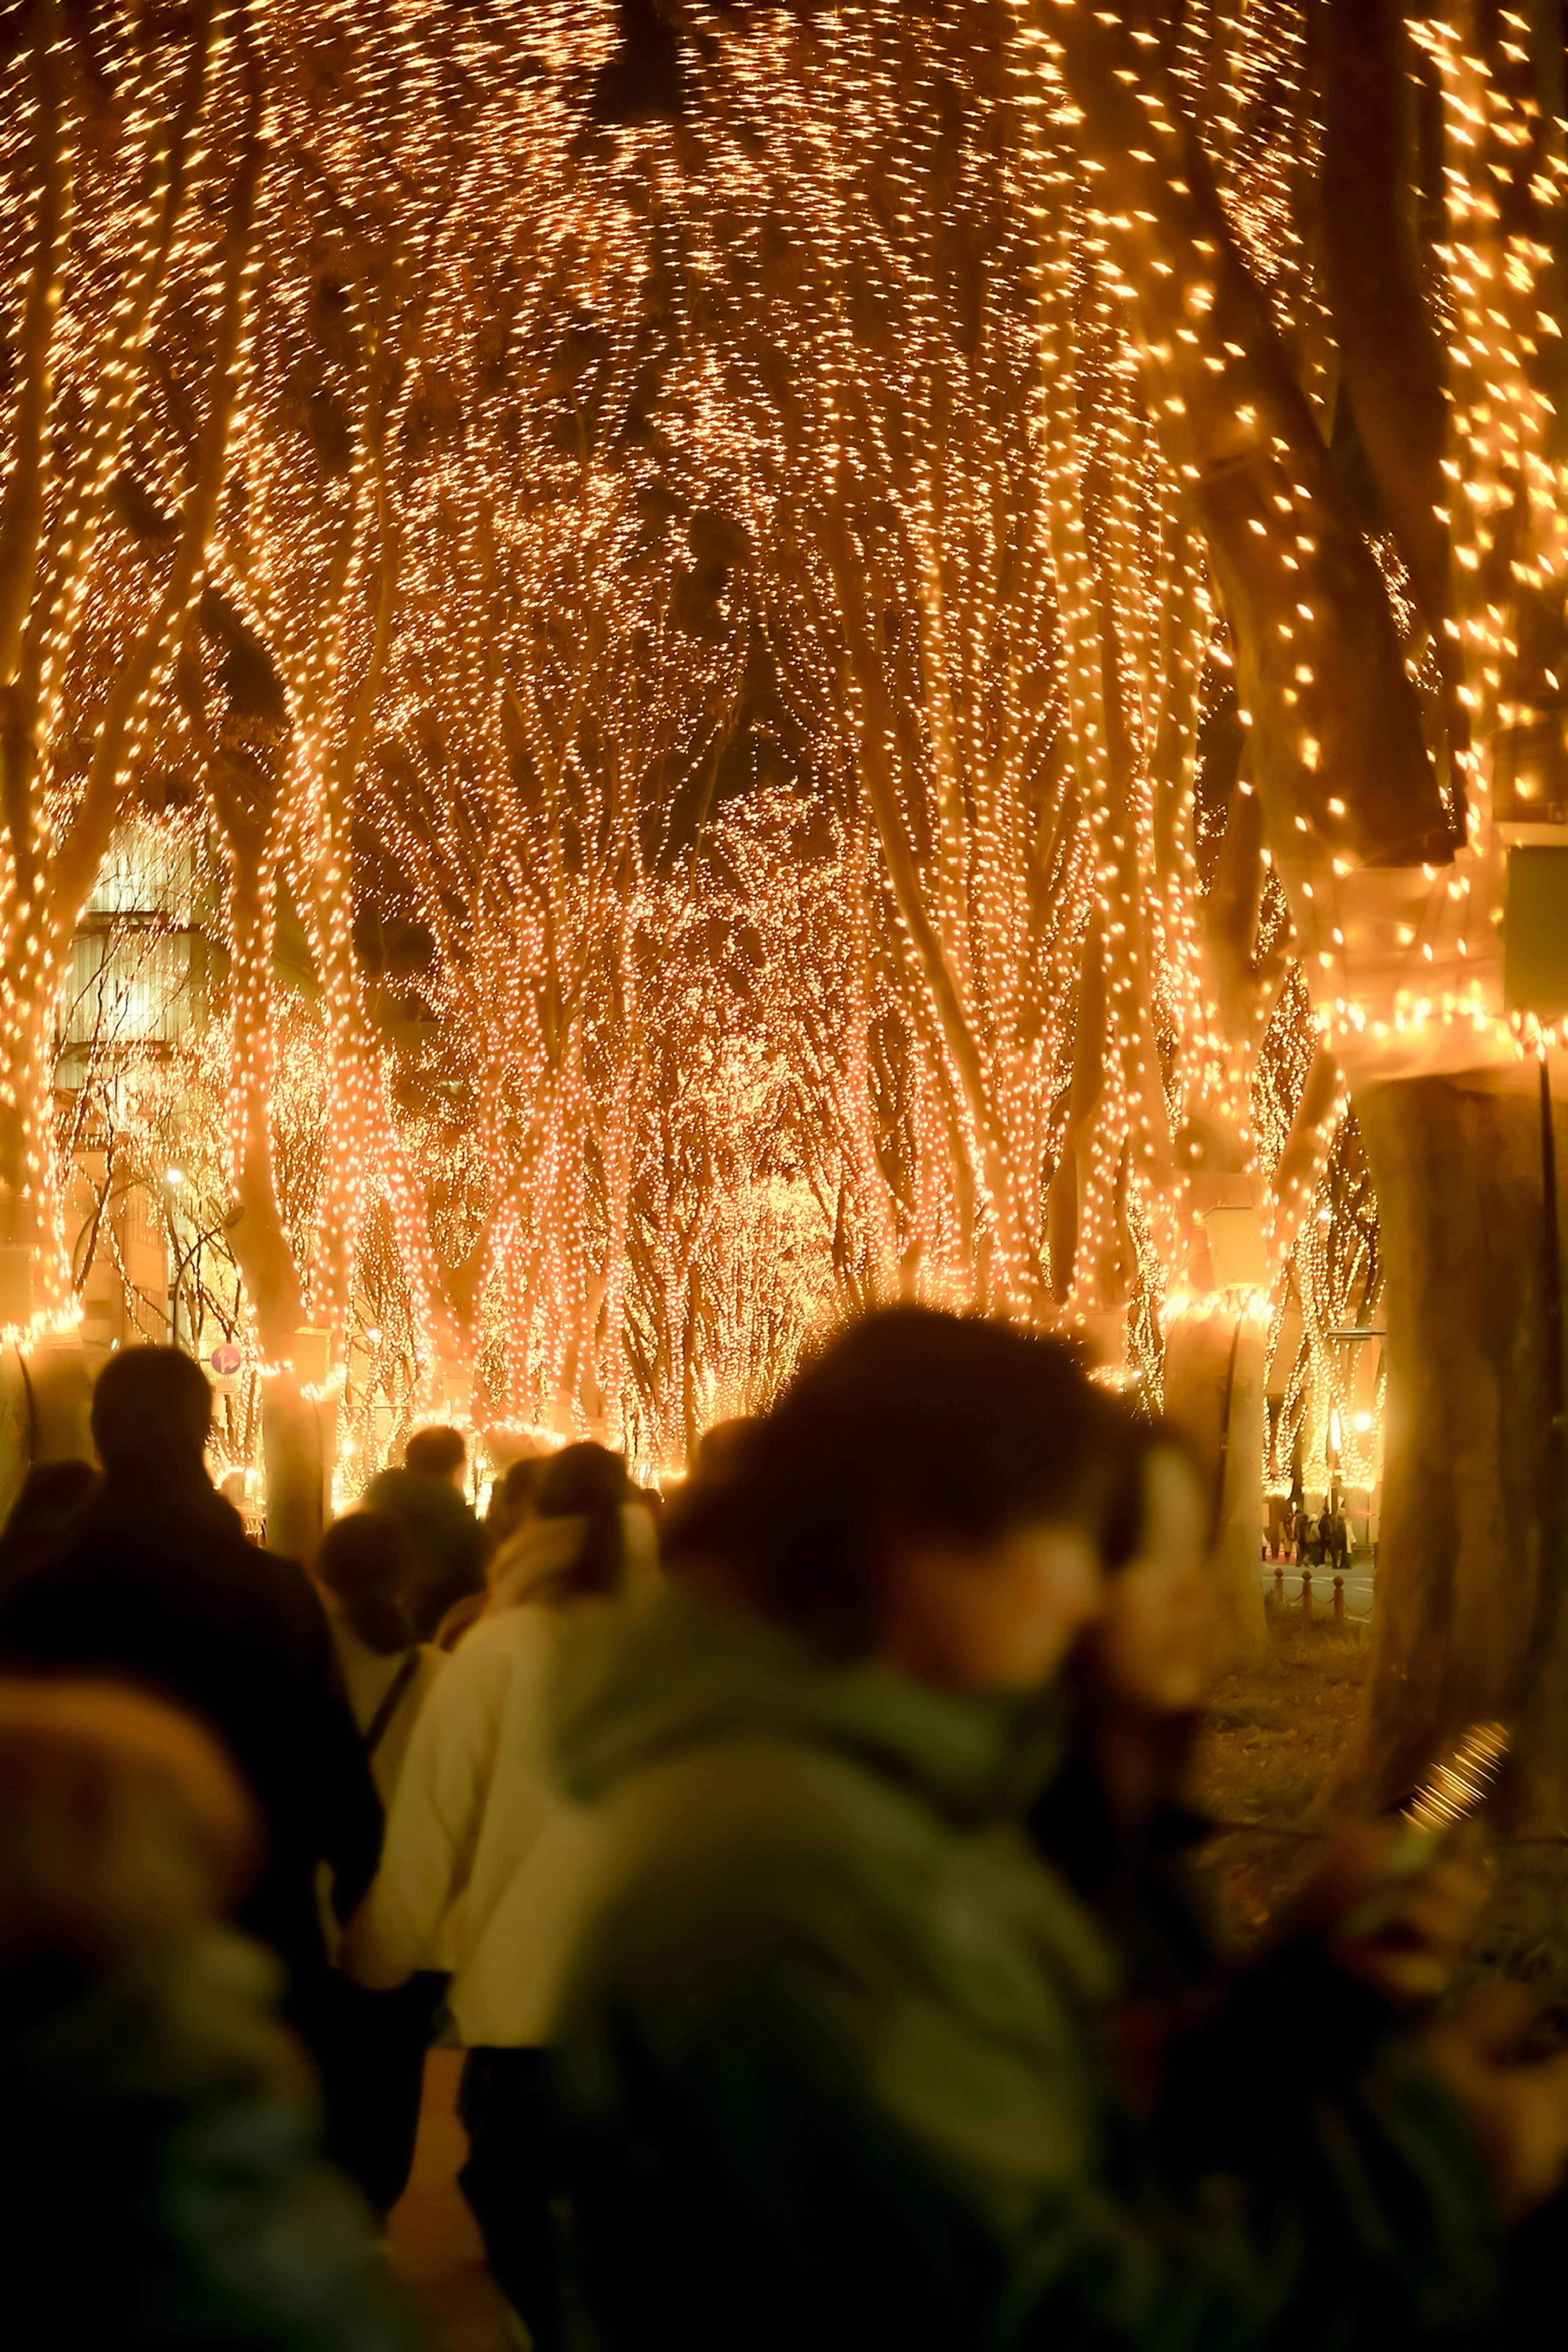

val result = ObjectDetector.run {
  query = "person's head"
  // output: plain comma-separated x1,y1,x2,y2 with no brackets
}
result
90,1347,212,1482
316,1511,419,1655
486,1454,547,1554
527,1442,635,1606
659,1419,759,1582
404,1425,466,1488
0,1679,260,1976
1087,1420,1214,1715
694,1306,1118,1691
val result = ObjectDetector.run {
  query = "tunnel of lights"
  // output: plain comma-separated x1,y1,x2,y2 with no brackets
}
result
1,0,1562,1536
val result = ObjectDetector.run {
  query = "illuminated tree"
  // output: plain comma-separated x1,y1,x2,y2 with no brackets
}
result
5,0,1402,1632
0,0,261,1335
1038,0,1568,1802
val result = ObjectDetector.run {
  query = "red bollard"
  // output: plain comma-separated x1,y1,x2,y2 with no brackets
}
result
1333,1574,1345,1626
1301,1567,1313,1623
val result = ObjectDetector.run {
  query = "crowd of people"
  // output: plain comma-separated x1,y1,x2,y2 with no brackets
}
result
0,1313,1564,2348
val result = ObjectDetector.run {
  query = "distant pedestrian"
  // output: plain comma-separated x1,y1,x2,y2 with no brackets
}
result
363,1424,487,1639
348,1441,658,2350
317,1512,446,1804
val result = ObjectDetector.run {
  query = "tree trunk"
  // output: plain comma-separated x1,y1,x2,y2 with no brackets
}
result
1346,1067,1568,1819
262,1374,327,1568
222,846,325,1564
1163,1305,1269,1664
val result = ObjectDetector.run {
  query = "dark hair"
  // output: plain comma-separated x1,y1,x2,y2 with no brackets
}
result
486,1453,546,1543
405,1425,466,1479
91,1348,212,1478
530,1442,633,1606
694,1305,1117,1651
316,1511,419,1655
501,1455,546,1508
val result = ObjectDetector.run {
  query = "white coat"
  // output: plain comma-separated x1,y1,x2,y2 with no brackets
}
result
344,1505,656,2048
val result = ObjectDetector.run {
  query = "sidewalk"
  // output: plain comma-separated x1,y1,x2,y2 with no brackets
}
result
1259,1553,1375,1622
388,2051,512,2352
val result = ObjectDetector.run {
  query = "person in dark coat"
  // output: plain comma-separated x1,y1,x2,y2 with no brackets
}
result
0,1347,384,2108
363,1424,487,1639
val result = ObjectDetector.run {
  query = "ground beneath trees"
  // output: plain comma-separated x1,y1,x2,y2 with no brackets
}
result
1192,1606,1568,2025
1190,1605,1373,1940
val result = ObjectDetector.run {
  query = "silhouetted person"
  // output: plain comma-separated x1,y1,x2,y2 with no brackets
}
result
363,1423,486,1639
0,1677,416,2350
314,1510,448,2215
0,1457,96,1604
317,1511,445,1802
0,1347,383,2108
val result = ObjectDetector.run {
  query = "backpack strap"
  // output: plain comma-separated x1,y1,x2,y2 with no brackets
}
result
364,1650,422,1758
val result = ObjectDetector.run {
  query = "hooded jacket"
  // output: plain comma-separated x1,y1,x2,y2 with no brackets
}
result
345,1506,657,2047
546,1589,1494,2352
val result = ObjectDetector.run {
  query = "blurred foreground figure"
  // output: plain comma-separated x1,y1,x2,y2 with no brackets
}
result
548,1306,1564,2352
0,1348,383,2109
349,1442,657,2350
0,1679,416,2350
1035,1419,1567,2345
363,1426,487,1641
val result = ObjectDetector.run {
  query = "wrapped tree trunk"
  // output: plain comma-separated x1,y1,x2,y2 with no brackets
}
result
1163,1306,1269,1665
1351,1068,1568,1816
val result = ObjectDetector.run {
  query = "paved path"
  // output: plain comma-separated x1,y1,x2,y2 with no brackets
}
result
388,2052,512,2352
1260,1557,1374,1621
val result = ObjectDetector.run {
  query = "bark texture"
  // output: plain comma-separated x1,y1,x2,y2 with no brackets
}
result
1350,1069,1568,1816
1163,1306,1268,1665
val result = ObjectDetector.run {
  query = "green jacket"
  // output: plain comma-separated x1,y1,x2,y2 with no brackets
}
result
550,1590,1494,2352
0,1927,420,2349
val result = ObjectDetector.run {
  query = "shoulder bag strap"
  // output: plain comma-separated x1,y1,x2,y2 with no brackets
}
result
364,1649,422,1758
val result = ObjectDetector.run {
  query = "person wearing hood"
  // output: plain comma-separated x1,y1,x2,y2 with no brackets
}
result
545,1305,1568,2352
431,1452,550,1653
345,1440,657,2348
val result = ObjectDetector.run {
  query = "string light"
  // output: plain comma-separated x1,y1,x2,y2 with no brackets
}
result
0,1,1554,1508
